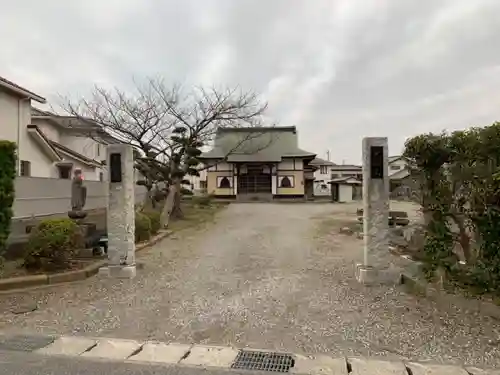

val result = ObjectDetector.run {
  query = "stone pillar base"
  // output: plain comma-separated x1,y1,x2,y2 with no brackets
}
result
356,264,378,285
98,265,136,279
356,264,401,285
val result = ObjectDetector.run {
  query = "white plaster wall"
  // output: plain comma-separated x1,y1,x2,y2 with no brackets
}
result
31,118,60,142
216,161,231,171
60,133,106,162
278,158,303,170
331,168,362,178
313,165,332,196
0,90,19,143
388,158,407,176
338,184,353,202
314,181,331,196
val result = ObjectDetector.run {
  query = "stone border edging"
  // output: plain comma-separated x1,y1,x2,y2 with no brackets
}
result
0,230,172,292
31,335,490,375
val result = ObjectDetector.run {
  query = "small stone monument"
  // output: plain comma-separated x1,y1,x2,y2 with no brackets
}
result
68,169,87,220
98,144,136,278
356,137,391,285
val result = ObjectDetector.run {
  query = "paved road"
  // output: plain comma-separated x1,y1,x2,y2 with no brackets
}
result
0,203,498,368
0,350,266,375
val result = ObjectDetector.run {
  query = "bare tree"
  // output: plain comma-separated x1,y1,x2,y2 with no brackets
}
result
61,77,270,227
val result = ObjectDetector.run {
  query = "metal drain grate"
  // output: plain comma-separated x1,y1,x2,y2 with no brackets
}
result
231,350,295,372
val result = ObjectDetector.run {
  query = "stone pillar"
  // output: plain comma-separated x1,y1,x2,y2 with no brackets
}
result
99,144,136,278
271,164,277,195
356,137,390,284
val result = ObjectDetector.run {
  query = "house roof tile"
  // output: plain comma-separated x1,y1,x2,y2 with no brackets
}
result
0,76,46,103
200,126,316,162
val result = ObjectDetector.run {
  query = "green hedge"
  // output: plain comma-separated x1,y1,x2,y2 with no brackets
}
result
25,218,83,269
142,210,161,234
0,141,16,257
135,212,152,242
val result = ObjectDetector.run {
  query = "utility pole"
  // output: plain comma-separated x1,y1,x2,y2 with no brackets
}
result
326,150,330,161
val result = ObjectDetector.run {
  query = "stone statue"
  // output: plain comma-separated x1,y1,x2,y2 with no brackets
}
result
68,169,88,219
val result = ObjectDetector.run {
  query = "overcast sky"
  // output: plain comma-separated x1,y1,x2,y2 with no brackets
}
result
1,0,500,163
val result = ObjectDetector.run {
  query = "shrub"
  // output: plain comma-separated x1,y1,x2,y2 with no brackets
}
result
0,141,16,258
192,194,213,207
135,212,152,242
180,187,194,196
142,210,161,234
25,218,83,269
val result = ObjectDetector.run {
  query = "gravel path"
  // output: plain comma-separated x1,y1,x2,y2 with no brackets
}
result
0,203,498,367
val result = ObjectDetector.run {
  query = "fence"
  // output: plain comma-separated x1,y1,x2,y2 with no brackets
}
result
6,177,147,249
12,176,147,219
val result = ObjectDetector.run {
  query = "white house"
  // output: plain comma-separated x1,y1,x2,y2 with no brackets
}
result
184,166,208,195
30,108,118,181
310,157,336,197
330,164,363,180
0,75,118,181
0,76,48,177
388,155,409,178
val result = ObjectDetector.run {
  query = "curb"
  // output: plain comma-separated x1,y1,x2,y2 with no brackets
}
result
135,230,171,253
29,335,489,375
0,230,172,293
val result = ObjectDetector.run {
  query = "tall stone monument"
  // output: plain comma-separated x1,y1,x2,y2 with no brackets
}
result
99,144,136,278
356,137,390,284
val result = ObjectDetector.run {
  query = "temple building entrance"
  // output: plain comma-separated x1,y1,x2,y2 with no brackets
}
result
238,164,272,194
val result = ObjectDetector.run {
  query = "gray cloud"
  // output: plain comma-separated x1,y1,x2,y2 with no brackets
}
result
1,0,499,163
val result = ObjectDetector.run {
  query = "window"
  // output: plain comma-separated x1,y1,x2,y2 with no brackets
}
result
279,176,294,188
20,160,31,176
200,180,207,189
96,144,100,157
320,166,328,174
390,165,401,171
217,176,231,188
58,166,72,179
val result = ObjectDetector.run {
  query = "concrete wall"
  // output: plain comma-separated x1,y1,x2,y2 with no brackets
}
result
12,176,148,219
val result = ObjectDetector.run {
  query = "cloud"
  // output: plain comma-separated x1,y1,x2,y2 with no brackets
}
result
1,0,499,163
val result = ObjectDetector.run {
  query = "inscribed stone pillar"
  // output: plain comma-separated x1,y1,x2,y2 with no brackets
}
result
99,144,136,278
356,137,390,284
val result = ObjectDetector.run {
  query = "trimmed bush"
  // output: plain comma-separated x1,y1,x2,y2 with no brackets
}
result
25,218,83,269
180,187,194,196
0,141,16,258
192,194,213,207
135,211,152,242
143,210,161,234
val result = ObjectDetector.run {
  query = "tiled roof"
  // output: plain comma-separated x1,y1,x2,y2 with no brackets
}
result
200,126,316,162
0,76,46,103
49,140,102,167
310,157,335,166
331,164,361,170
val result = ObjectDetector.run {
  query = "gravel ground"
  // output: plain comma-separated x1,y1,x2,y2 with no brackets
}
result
0,202,498,367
